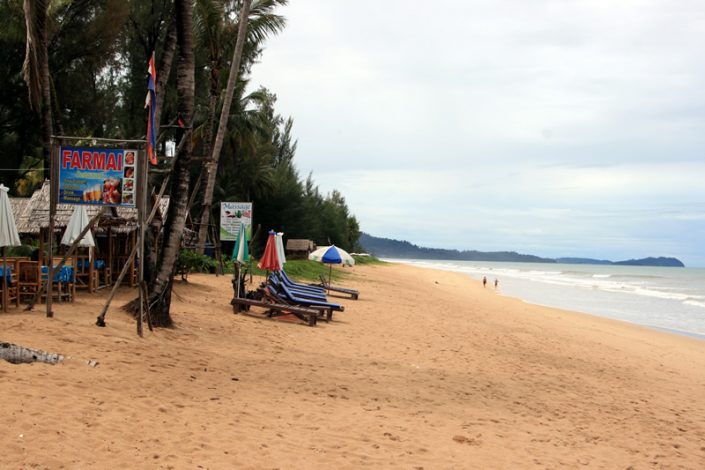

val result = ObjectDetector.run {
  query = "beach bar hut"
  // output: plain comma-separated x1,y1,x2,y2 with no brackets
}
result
13,181,166,290
285,239,316,259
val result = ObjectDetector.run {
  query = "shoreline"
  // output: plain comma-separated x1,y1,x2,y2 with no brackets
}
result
384,257,705,341
506,294,705,342
2,262,705,468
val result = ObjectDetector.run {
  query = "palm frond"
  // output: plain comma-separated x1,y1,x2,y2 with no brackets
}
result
246,12,286,45
246,0,287,45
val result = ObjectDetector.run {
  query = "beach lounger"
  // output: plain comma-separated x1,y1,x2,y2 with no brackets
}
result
265,284,334,322
268,277,345,314
230,287,318,326
312,274,360,300
268,274,328,302
273,271,328,298
278,270,327,295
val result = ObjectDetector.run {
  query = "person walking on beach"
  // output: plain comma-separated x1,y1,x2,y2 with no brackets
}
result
494,278,499,289
482,276,487,288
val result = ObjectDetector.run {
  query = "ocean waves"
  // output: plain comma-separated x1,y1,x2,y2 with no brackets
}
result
390,258,705,337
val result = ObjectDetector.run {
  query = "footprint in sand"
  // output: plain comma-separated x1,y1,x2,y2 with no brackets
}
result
452,435,482,446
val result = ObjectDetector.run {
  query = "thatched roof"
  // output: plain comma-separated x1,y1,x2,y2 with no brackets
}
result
13,180,168,235
286,239,315,252
9,197,32,231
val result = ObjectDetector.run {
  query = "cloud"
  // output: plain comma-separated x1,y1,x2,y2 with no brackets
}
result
249,0,705,266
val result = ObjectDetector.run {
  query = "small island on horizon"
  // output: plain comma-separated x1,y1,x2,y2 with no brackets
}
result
359,233,685,268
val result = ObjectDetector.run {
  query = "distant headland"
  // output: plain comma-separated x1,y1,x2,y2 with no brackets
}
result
359,233,685,267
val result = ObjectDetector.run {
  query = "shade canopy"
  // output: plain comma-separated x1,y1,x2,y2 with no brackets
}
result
232,223,249,264
0,184,21,248
308,245,355,267
257,230,280,271
61,205,95,247
275,232,286,270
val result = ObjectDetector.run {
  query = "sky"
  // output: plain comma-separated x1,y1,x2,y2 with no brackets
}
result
248,0,705,266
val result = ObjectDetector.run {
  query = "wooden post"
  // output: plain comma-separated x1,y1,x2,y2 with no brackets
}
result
88,246,94,293
2,247,8,313
136,147,148,337
47,143,57,317
212,225,224,276
107,225,113,285
39,229,45,266
130,231,136,287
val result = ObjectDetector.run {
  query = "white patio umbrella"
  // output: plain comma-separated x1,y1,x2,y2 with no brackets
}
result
0,184,21,312
275,232,286,270
61,205,95,292
61,205,95,248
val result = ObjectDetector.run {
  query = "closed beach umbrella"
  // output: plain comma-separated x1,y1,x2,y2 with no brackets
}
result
275,232,286,270
232,223,250,264
0,185,21,248
308,245,355,284
232,223,250,299
61,205,95,248
0,184,21,312
257,230,280,271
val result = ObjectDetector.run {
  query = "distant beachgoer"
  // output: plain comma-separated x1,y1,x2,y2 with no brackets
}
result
482,276,487,288
494,278,499,289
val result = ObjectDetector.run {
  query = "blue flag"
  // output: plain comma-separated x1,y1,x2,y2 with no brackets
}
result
145,54,157,165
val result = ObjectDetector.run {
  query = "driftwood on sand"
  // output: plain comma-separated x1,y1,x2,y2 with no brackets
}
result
1,341,98,367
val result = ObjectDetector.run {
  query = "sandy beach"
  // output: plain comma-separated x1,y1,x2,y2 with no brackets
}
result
2,262,705,469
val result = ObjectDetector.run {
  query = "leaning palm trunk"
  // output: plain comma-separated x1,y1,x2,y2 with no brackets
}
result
147,0,196,327
194,0,252,253
145,16,178,287
154,17,177,137
22,0,52,178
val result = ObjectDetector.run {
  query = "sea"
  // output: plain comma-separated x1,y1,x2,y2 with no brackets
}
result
386,259,705,340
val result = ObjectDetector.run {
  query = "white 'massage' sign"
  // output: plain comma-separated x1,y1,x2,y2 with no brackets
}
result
220,202,252,241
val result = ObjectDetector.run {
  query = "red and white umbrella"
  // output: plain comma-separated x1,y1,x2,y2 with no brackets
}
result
257,231,280,271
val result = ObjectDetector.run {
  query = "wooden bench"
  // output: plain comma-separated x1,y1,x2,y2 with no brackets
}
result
265,286,333,322
313,274,359,300
230,296,318,326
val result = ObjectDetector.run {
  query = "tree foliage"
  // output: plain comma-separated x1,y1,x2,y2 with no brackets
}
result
2,0,362,323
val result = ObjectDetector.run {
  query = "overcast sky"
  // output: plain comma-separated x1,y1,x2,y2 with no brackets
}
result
248,0,705,266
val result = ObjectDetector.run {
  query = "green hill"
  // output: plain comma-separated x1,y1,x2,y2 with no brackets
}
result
360,233,684,267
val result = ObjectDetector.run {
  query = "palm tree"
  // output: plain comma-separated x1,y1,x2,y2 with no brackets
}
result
154,16,177,136
147,0,196,327
193,0,251,253
22,0,52,178
193,0,287,253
